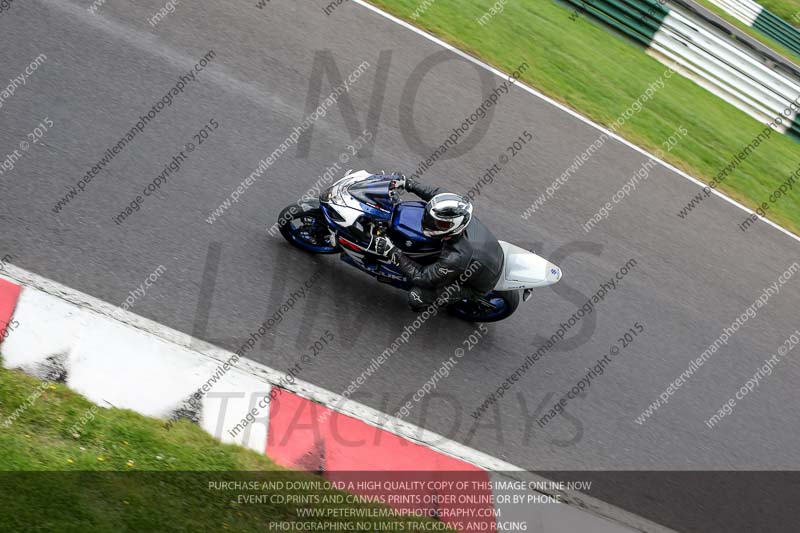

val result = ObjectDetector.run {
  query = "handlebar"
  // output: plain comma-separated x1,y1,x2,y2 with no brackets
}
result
387,172,406,204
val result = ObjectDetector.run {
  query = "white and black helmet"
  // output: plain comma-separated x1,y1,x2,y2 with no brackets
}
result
422,193,473,237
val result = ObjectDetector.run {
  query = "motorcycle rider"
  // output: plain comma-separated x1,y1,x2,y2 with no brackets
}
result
371,175,504,311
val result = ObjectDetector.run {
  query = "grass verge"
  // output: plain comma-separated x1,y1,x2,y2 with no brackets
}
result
370,0,800,234
758,0,800,28
0,359,451,532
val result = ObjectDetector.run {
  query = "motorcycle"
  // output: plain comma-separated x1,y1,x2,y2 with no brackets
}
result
277,170,562,322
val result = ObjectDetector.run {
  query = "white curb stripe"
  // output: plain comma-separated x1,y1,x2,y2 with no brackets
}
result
0,268,271,453
708,0,763,26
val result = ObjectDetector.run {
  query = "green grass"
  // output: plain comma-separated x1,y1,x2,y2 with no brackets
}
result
758,0,800,27
694,0,800,65
371,0,800,234
0,360,451,532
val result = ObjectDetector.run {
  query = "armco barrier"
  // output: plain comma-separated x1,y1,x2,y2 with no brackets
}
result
707,0,800,57
568,0,800,136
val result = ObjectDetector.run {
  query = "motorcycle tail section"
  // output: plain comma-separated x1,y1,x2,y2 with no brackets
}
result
493,241,562,293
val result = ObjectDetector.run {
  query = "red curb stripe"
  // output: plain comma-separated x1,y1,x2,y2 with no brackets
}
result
0,279,21,344
267,391,495,532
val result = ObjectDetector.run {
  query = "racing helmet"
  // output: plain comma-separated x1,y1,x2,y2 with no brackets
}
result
421,193,473,238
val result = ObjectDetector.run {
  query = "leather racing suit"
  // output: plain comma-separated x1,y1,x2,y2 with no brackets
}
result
393,179,504,310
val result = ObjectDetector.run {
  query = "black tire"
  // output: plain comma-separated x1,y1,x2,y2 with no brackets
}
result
448,290,520,322
277,201,340,254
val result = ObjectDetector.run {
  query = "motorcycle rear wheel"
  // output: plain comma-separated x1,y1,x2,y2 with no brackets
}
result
448,290,520,323
277,202,339,254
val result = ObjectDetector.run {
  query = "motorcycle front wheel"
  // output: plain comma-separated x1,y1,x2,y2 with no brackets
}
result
277,201,339,254
448,290,520,323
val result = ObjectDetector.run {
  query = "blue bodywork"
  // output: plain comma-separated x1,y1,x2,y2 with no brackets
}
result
319,174,441,289
389,202,442,255
345,177,396,215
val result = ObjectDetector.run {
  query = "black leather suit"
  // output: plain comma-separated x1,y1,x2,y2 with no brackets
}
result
394,179,504,310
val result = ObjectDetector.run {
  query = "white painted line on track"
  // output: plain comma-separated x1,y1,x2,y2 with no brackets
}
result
352,0,800,245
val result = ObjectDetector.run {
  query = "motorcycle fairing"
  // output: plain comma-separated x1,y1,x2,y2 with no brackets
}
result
388,202,441,256
320,170,441,256
493,241,562,290
318,171,446,287
320,170,392,228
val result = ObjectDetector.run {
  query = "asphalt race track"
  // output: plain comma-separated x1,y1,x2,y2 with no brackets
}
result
2,1,799,531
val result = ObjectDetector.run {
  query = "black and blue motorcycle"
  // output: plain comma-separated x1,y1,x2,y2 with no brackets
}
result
277,171,561,322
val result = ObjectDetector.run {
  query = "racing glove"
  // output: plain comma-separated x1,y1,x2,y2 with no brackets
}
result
389,173,407,192
367,234,396,258
389,174,426,197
